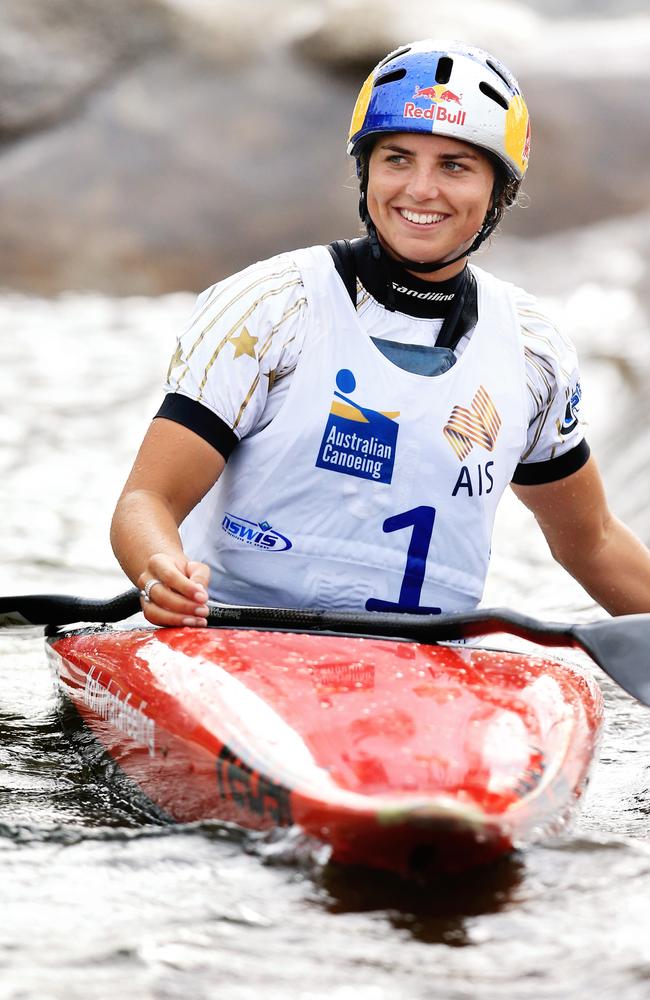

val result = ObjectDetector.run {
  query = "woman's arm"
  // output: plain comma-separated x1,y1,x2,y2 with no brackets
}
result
511,456,650,615
111,417,226,626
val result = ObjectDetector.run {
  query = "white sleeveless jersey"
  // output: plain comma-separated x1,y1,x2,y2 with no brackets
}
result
181,246,528,613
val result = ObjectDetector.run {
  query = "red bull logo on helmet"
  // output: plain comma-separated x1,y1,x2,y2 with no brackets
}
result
404,84,467,126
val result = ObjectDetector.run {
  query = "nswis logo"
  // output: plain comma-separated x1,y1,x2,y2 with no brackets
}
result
222,513,292,551
315,369,399,484
560,382,581,436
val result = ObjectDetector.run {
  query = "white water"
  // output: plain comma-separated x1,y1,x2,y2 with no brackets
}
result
1,208,649,999
1,3,650,994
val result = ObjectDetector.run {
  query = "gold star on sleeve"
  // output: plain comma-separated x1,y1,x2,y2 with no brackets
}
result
229,326,258,360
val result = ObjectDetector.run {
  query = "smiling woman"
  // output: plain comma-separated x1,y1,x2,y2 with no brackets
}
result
109,38,650,625
366,134,496,279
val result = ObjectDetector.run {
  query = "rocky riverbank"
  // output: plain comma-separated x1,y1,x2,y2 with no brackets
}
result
1,0,649,294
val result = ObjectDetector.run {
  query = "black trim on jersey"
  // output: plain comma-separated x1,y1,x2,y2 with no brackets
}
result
327,238,477,353
354,238,466,319
329,237,468,319
155,394,238,459
511,439,591,486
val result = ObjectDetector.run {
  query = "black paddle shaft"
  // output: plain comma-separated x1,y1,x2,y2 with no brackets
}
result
206,604,650,706
1,587,649,707
0,588,141,626
206,603,576,645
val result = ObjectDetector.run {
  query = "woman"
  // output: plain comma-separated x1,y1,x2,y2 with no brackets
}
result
111,39,650,626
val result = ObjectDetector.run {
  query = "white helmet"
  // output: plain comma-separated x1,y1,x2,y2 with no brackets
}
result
348,39,531,194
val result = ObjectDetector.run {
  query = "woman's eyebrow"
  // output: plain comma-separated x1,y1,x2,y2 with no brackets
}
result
378,143,414,155
378,143,479,161
439,151,479,160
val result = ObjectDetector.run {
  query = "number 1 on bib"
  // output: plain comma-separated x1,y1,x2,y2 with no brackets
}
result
365,505,442,615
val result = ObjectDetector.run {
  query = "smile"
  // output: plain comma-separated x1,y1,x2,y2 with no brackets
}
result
399,209,446,226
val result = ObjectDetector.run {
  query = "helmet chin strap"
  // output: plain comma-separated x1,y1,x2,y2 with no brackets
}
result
359,189,498,275
364,211,494,274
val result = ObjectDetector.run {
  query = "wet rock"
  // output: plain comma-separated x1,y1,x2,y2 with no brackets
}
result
0,49,356,295
288,0,543,75
290,0,650,78
0,0,176,138
0,0,648,295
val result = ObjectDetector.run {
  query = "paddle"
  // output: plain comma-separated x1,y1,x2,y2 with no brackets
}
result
0,588,142,627
1,586,649,706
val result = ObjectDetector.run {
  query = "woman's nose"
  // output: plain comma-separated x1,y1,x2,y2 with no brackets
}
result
404,168,440,202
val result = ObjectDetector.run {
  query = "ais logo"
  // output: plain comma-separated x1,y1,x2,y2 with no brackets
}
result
443,385,501,461
222,513,292,551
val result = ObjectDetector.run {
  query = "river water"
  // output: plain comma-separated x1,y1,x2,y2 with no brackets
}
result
1,209,650,999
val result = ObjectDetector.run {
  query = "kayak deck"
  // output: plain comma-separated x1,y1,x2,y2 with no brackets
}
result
46,625,603,875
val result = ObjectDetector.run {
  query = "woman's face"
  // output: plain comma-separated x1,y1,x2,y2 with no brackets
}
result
366,132,495,281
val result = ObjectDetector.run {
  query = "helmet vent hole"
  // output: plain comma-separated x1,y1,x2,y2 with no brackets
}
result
377,46,411,70
479,82,509,110
435,57,453,84
486,59,515,93
374,68,407,88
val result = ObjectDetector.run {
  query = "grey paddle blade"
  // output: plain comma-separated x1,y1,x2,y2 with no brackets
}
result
572,614,650,706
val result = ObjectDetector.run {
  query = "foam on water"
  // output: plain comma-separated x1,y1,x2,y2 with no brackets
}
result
1,2,649,983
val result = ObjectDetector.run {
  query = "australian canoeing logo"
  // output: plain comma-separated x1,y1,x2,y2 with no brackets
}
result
222,513,292,551
315,368,399,484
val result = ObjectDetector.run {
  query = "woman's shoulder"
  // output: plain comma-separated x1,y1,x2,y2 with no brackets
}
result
511,285,579,372
203,245,331,294
472,265,577,364
182,251,312,347
165,249,322,436
509,284,581,422
200,249,304,304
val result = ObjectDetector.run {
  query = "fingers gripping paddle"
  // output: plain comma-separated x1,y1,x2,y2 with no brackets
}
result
1,588,649,706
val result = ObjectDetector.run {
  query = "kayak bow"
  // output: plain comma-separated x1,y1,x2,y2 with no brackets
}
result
46,622,603,876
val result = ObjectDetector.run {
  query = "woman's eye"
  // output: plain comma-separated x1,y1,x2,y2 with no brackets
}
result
386,154,406,165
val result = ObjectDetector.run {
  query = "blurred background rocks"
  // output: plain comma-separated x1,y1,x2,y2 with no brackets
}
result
1,0,649,295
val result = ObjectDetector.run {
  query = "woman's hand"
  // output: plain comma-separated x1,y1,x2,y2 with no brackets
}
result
110,418,226,627
138,554,211,627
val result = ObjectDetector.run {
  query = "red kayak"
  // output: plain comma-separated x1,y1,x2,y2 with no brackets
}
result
46,623,603,876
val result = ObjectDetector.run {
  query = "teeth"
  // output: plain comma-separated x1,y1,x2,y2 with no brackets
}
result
400,209,445,225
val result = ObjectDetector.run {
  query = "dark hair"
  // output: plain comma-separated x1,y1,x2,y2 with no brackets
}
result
482,151,520,234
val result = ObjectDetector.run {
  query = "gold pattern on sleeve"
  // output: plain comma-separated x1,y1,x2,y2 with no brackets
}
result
166,343,185,383
232,374,260,432
518,301,580,462
195,278,303,398
521,346,556,460
519,320,572,382
229,326,258,360
185,265,297,339
231,297,308,433
257,297,307,365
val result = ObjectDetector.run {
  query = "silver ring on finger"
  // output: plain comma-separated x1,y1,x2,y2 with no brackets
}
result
140,578,163,602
